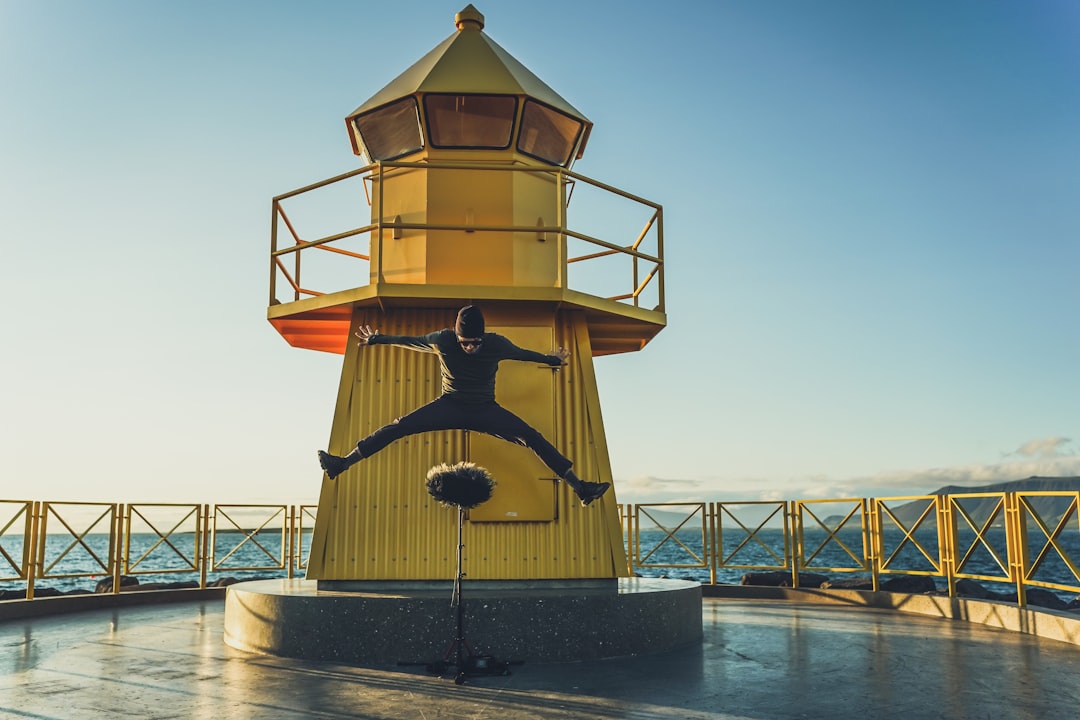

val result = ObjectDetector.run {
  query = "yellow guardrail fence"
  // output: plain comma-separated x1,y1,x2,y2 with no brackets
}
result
269,160,664,312
2,493,1078,610
0,502,317,599
622,492,1080,608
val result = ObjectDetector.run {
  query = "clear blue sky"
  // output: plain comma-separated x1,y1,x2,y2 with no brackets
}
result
2,0,1077,505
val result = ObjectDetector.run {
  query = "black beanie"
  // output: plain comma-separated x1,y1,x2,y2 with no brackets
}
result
455,305,485,337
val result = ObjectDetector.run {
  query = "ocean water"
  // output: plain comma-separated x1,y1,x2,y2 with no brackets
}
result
632,526,1080,600
0,531,306,593
2,527,1078,600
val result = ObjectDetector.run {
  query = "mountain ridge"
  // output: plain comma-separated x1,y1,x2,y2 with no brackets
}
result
926,475,1080,496
887,475,1080,528
633,477,1080,530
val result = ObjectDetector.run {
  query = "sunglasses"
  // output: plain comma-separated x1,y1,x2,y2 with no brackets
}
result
458,338,484,348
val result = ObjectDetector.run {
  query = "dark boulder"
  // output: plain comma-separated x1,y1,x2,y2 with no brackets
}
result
95,575,139,593
1024,588,1069,611
955,578,992,599
741,571,829,588
880,575,937,594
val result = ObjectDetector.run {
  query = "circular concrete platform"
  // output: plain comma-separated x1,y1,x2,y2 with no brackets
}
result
224,577,702,665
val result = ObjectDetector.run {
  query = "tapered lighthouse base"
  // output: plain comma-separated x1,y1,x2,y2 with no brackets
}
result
224,578,702,666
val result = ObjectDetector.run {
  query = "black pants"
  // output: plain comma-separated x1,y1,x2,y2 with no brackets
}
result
355,395,574,477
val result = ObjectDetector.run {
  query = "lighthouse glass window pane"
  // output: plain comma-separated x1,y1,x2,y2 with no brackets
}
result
517,100,583,167
353,97,424,161
425,94,516,149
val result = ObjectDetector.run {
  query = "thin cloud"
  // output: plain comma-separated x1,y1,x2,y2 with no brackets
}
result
616,475,722,503
617,440,1080,503
1009,436,1075,459
820,454,1080,500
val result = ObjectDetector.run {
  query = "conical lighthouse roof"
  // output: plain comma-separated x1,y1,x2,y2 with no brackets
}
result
348,5,591,158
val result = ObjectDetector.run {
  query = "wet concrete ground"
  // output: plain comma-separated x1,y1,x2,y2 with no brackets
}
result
3,597,1080,719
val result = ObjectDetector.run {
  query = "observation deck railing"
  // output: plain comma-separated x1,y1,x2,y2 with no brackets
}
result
3,493,1078,610
268,160,664,313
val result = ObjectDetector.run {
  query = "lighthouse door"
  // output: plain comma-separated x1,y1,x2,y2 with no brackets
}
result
467,325,558,522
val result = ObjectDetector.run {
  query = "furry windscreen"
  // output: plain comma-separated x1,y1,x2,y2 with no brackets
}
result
426,462,496,509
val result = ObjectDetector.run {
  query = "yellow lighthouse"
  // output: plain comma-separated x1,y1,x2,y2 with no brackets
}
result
228,5,697,667
267,5,665,584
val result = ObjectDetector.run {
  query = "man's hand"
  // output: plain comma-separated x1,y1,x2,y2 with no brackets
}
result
555,347,571,365
356,325,378,346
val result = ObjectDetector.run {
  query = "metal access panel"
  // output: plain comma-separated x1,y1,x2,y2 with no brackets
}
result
468,325,559,522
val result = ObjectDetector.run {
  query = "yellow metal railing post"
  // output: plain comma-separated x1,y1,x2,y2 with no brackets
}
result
867,498,881,592
122,503,132,584
928,498,946,600
942,495,957,598
865,499,873,588
199,504,210,589
708,502,717,585
112,503,125,594
287,505,296,580
790,501,801,588
558,169,568,291
376,162,385,284
656,207,665,313
208,505,218,578
293,221,302,303
270,200,278,305
33,503,50,600
786,500,794,574
279,506,288,577
1006,492,1027,608
716,502,725,582
26,501,41,600
621,504,629,575
297,505,316,574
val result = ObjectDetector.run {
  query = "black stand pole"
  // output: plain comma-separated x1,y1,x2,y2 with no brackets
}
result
445,507,471,684
417,505,515,685
399,462,519,684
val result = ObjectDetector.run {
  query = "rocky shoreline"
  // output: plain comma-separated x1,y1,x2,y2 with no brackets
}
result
736,571,1080,612
0,575,279,601
6,572,1080,614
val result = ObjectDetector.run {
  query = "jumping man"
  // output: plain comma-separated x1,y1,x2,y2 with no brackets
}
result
317,305,611,506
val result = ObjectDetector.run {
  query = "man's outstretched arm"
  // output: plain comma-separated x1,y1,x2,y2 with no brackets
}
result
354,324,438,352
499,336,570,367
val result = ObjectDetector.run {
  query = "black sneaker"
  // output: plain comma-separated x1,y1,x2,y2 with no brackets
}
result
318,450,348,480
576,481,611,507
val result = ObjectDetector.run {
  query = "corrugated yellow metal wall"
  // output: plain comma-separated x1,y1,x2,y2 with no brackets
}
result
305,305,627,581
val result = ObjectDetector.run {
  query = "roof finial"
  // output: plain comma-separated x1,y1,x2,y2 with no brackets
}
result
455,4,484,31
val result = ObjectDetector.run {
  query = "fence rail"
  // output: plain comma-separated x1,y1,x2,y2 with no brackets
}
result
623,492,1080,608
3,493,1079,610
0,503,316,599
